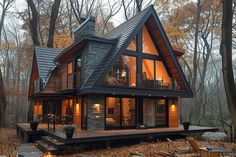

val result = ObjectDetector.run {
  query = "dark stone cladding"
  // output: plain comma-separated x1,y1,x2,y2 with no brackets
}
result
81,41,114,86
74,16,95,42
86,96,105,131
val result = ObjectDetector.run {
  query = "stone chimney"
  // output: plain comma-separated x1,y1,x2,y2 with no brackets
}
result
74,16,95,42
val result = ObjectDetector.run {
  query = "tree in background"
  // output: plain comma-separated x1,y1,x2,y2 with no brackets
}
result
220,0,236,138
0,0,15,127
26,0,61,47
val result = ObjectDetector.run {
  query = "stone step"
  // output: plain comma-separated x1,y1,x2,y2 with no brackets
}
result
17,143,44,157
41,136,65,149
36,140,59,155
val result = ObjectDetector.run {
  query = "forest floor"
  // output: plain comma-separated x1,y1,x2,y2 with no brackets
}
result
0,128,22,157
1,128,236,157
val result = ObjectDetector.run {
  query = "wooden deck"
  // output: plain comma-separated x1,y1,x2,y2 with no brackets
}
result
17,123,218,144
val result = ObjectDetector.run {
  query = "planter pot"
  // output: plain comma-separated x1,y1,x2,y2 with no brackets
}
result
29,121,39,131
182,122,191,131
65,128,75,138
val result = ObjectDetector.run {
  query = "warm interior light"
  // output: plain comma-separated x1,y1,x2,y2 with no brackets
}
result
94,103,100,112
44,152,52,157
76,103,80,110
171,104,176,112
121,70,126,77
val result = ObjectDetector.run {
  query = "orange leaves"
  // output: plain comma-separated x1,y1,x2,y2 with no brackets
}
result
53,34,73,50
0,128,22,157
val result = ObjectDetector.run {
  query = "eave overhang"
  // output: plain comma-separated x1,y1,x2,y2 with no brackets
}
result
55,36,118,63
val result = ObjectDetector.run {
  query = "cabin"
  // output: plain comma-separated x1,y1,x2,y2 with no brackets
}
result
28,5,193,132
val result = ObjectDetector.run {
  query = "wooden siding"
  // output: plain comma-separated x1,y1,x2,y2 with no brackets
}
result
29,55,39,96
73,98,81,127
61,65,67,90
168,98,179,128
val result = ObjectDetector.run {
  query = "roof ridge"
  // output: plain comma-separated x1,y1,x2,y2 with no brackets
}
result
103,5,153,38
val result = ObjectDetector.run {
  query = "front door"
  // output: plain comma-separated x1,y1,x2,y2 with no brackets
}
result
142,98,168,127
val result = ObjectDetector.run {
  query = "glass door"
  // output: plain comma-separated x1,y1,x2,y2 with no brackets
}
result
143,98,155,127
122,98,136,127
142,98,168,127
155,99,168,127
105,97,136,129
106,97,121,128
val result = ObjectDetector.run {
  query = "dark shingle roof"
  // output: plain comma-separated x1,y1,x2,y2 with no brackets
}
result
81,6,152,89
35,47,61,83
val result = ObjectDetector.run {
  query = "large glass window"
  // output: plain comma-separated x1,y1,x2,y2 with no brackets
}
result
106,97,120,127
127,37,136,51
142,59,154,88
143,99,155,127
156,61,171,89
155,99,167,126
106,97,136,128
143,98,168,127
122,98,135,127
142,26,159,55
103,55,136,87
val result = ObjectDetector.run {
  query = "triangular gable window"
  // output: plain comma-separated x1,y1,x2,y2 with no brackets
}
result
142,59,176,89
127,36,136,51
142,26,159,55
103,55,137,87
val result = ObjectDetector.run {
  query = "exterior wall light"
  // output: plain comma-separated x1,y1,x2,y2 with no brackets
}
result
94,103,100,112
171,98,176,112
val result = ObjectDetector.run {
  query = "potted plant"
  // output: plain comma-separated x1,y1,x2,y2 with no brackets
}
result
29,121,39,131
63,124,76,138
182,121,191,131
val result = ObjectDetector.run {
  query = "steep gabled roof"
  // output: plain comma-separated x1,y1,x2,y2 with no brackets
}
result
81,6,152,89
81,5,192,96
34,47,61,83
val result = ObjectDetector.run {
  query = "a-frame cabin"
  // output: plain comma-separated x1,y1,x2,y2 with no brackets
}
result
28,5,192,131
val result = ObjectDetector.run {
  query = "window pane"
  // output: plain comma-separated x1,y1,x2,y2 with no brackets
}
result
142,26,159,55
143,99,155,127
104,55,136,87
67,62,73,74
155,61,171,89
127,37,136,51
76,57,81,88
106,97,120,127
156,99,167,126
122,98,135,127
142,59,154,88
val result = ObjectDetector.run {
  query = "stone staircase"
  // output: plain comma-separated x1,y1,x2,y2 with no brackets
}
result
35,136,66,155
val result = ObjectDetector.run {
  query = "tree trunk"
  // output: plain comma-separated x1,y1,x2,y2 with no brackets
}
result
47,0,61,48
220,0,236,138
27,0,40,46
0,70,7,127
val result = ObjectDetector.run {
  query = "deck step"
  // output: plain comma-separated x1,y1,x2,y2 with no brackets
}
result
36,140,60,155
41,136,65,149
